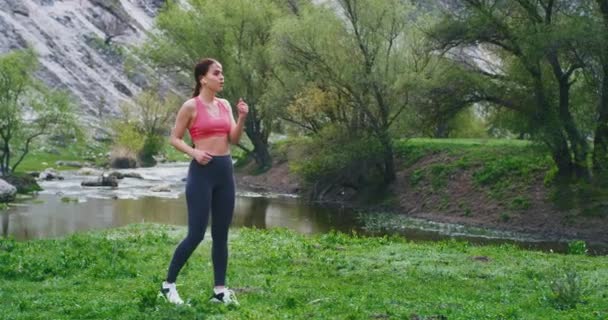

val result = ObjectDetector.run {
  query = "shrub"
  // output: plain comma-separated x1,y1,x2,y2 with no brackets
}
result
567,240,587,255
138,135,165,167
288,126,385,195
549,269,585,310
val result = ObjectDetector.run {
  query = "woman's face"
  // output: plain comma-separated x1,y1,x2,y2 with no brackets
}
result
202,63,224,92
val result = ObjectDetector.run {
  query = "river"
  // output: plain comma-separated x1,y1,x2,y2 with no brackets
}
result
2,162,606,255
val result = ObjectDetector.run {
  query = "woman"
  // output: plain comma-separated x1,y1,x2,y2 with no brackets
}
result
159,58,248,305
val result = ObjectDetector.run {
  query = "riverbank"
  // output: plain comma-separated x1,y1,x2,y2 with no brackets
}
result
1,224,606,319
6,138,607,246
235,139,608,246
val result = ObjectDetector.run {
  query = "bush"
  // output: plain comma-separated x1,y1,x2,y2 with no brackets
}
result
549,269,586,310
113,122,145,153
288,126,385,195
567,240,587,255
138,135,165,167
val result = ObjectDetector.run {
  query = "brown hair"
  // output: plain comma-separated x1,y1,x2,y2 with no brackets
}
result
192,58,219,97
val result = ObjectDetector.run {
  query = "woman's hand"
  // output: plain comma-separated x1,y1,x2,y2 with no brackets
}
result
237,98,249,118
191,149,213,165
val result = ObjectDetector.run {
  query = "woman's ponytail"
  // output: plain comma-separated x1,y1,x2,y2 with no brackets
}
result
192,82,202,98
192,58,218,98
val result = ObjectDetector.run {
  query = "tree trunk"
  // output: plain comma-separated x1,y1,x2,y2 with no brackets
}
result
593,0,608,177
248,131,272,169
244,115,272,169
551,137,575,181
593,66,608,175
558,79,589,177
547,53,589,178
1,142,9,176
531,73,576,178
377,130,396,183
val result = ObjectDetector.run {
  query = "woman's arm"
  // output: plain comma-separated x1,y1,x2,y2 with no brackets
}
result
223,98,248,144
170,100,212,164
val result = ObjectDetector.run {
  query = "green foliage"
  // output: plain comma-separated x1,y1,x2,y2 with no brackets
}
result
549,268,586,310
410,169,424,186
427,163,459,190
112,121,145,152
544,164,560,186
109,88,178,166
407,60,490,139
272,0,439,181
288,126,384,189
139,134,165,167
567,240,588,255
474,157,544,187
428,0,607,179
448,106,489,139
0,49,80,175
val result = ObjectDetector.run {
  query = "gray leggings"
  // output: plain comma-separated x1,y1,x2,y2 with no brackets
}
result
166,156,235,285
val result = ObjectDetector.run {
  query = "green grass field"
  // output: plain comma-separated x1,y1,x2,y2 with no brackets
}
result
1,224,606,319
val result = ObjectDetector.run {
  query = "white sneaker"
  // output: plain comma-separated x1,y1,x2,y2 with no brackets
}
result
159,281,184,305
209,288,239,306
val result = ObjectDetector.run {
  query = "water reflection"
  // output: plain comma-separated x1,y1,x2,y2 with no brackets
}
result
3,194,356,241
3,193,606,255
234,197,269,229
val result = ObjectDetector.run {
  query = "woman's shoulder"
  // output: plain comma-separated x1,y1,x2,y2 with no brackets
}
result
182,98,197,110
217,98,232,110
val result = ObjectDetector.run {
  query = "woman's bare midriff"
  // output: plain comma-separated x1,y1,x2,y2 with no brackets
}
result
193,135,231,156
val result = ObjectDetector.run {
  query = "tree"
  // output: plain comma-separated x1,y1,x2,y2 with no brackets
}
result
273,0,433,183
113,87,181,166
140,0,294,169
0,49,78,176
430,0,596,180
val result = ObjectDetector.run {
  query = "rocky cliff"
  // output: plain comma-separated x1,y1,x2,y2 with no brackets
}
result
0,0,165,134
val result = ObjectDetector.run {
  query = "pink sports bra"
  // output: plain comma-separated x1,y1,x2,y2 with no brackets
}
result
189,97,231,140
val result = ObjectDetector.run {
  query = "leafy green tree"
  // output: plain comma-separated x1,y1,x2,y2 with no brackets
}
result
112,87,181,166
0,49,78,175
430,0,596,180
273,0,434,183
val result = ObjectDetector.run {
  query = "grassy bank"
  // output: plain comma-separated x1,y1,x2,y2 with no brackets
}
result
13,144,108,173
393,138,553,208
1,224,606,319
